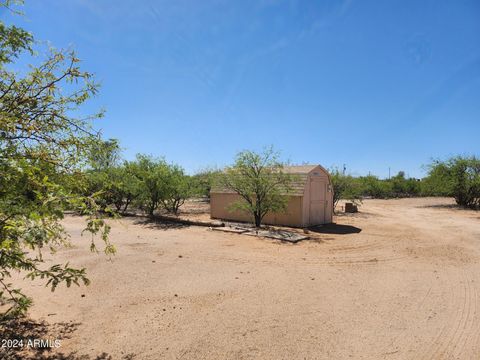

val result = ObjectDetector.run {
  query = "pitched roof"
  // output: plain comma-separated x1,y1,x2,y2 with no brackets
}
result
282,165,320,174
210,165,330,196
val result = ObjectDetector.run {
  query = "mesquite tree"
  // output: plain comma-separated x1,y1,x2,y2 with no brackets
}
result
127,155,192,216
0,1,114,319
425,156,480,209
221,148,294,227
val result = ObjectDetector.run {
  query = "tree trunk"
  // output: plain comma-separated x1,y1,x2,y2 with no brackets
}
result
254,212,261,228
148,204,155,217
122,199,131,213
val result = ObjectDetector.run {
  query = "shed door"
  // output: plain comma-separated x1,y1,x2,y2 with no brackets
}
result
309,179,326,225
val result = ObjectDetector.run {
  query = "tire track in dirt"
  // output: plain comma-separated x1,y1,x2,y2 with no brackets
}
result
196,248,410,268
419,269,461,360
430,270,469,359
454,269,479,358
380,286,432,358
436,269,479,359
419,268,479,360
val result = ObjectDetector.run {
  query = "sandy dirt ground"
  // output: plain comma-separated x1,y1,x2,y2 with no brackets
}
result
3,197,480,359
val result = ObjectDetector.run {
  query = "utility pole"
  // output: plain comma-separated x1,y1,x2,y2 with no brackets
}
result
343,164,346,175
388,167,391,180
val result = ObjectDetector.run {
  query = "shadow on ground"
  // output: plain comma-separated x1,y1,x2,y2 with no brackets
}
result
418,203,478,211
133,217,189,230
308,223,362,235
0,318,135,360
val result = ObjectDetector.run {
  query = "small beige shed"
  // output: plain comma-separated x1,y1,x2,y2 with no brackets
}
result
210,165,333,227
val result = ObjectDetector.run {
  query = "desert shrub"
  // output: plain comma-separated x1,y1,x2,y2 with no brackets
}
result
330,169,363,210
83,166,140,214
389,171,421,197
191,167,221,199
127,155,193,216
108,167,141,213
160,165,193,215
424,156,480,209
358,175,394,198
126,155,169,216
81,139,141,214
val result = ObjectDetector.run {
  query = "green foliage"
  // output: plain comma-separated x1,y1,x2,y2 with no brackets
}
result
424,156,480,209
87,138,121,171
358,175,394,198
0,1,113,319
126,155,192,216
389,171,421,197
191,167,221,198
83,165,140,214
0,1,32,64
126,155,168,216
330,169,362,210
331,171,424,206
220,147,294,227
331,159,480,208
159,164,192,215
106,166,141,213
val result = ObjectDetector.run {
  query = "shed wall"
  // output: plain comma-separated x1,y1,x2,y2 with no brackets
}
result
303,173,333,226
210,193,304,227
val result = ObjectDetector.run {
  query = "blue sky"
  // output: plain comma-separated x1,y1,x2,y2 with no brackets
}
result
2,0,479,177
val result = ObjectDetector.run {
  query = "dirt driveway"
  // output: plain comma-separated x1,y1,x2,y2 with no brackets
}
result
4,197,480,359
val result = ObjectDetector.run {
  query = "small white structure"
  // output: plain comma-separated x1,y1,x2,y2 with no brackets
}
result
210,165,334,227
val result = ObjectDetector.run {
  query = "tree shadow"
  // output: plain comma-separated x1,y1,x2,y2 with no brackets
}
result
133,217,189,230
308,223,362,235
0,318,135,360
419,203,479,211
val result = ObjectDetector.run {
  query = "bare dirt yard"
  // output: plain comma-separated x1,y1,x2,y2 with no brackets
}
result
3,197,480,359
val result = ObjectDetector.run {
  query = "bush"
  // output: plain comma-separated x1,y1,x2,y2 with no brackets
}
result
330,170,362,210
191,168,221,199
425,156,480,209
358,175,393,198
159,165,193,215
390,171,421,197
126,155,193,216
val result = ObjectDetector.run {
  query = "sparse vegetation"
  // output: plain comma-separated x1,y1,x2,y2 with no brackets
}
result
331,157,479,211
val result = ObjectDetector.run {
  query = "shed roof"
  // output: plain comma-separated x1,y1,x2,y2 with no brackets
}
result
210,165,328,196
282,165,320,174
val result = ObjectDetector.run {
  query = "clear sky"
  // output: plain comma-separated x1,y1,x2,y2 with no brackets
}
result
2,0,479,177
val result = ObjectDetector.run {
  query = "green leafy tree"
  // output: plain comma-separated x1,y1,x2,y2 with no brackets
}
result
330,169,362,210
107,166,140,213
220,147,294,227
83,139,140,214
160,164,192,215
389,171,420,197
127,155,192,216
127,155,169,216
87,138,121,172
191,167,221,199
83,166,139,214
425,156,480,209
0,1,113,319
358,175,394,198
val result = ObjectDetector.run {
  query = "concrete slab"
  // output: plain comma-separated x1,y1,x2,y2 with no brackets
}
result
211,227,248,234
243,229,309,243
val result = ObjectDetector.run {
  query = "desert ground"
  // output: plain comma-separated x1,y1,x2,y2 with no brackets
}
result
3,197,480,360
